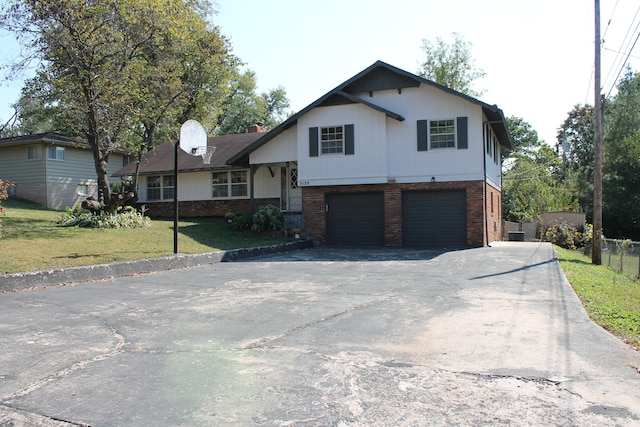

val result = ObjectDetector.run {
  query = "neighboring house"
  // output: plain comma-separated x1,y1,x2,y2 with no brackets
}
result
228,61,513,247
115,61,512,248
0,132,129,210
112,124,300,218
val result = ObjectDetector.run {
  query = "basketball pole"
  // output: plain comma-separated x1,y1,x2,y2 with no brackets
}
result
174,138,179,254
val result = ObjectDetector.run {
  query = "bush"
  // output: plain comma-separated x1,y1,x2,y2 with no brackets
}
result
0,179,16,238
56,205,151,229
544,220,592,250
251,204,285,234
231,214,253,230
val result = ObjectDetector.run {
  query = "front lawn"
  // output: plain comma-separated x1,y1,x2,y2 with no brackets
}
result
0,198,290,274
555,246,640,350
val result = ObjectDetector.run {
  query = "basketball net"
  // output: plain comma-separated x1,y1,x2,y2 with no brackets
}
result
192,146,216,164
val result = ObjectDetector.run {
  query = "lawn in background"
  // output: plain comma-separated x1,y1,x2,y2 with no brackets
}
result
0,198,289,274
555,246,640,350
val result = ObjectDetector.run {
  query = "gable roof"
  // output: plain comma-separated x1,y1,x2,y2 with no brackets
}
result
228,60,513,165
112,131,264,177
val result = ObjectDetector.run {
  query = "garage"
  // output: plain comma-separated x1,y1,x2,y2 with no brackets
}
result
402,190,467,247
325,192,384,245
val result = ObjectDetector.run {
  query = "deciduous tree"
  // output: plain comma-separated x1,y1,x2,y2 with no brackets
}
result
1,0,236,210
418,33,486,97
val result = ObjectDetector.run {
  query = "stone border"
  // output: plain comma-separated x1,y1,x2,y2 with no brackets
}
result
0,240,314,292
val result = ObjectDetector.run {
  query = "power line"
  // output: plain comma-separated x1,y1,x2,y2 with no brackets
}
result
606,26,640,98
602,4,640,96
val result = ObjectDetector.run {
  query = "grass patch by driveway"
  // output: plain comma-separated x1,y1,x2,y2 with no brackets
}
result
555,246,640,350
0,198,289,274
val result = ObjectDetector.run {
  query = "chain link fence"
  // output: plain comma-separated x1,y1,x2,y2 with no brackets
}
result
602,239,640,280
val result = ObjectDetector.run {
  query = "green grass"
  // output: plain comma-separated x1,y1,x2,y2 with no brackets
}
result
0,198,290,274
555,246,640,349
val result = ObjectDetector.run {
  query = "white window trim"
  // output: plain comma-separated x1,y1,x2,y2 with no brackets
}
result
320,125,344,156
146,175,175,201
429,119,456,150
212,170,249,199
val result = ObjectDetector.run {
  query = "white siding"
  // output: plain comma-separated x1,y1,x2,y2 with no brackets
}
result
136,167,279,202
178,171,214,201
364,86,485,183
252,166,280,198
297,104,388,186
251,126,297,164
290,84,494,188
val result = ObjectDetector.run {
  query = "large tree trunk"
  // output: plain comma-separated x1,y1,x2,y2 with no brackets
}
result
86,132,112,209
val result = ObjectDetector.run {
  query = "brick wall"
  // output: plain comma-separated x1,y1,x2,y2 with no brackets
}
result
302,180,497,247
138,198,280,218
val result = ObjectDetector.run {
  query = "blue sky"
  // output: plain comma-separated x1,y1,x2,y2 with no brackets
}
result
2,0,639,146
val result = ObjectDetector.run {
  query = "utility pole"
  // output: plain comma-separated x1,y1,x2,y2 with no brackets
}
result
593,0,603,265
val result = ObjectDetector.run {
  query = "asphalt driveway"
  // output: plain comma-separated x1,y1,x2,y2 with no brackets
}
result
1,242,639,426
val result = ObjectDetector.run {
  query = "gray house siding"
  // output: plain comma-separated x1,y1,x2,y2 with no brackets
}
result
0,144,48,206
0,134,129,210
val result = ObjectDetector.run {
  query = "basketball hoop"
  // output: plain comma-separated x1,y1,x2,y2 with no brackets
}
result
191,146,216,164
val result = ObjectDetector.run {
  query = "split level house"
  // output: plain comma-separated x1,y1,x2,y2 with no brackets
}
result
0,132,129,210
114,60,513,248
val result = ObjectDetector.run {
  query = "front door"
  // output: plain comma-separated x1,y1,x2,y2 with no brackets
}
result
280,165,301,212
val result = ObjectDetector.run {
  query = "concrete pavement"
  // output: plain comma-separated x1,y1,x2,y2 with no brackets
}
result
0,242,639,426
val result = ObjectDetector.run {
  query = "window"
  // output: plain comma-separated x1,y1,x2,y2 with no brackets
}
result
47,146,65,160
162,176,175,200
212,170,248,198
77,184,88,196
146,175,175,201
430,119,455,149
212,171,229,197
27,145,42,160
230,171,248,197
147,176,162,200
321,126,343,154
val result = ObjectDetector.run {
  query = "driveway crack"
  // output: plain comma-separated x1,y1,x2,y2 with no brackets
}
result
237,297,391,350
4,323,126,402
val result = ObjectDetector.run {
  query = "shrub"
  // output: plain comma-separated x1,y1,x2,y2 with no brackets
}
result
0,179,16,238
544,220,592,250
56,205,151,229
231,214,253,230
251,204,285,234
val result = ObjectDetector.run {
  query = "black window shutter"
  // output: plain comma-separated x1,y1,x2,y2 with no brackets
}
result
417,120,428,151
309,127,318,157
345,124,355,155
457,116,468,149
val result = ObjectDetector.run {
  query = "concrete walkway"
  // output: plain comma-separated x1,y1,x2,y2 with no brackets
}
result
0,242,638,426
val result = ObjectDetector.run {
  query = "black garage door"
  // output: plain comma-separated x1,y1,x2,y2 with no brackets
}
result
326,192,384,245
402,190,467,247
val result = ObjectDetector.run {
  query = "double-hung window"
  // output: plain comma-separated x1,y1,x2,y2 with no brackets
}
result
212,170,248,198
321,126,344,154
146,175,174,201
309,124,354,157
417,117,468,151
429,119,456,149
